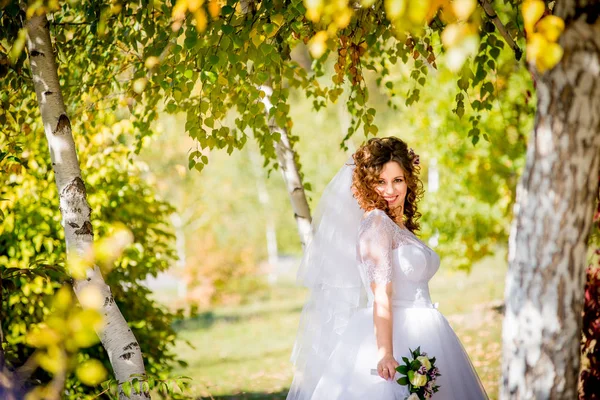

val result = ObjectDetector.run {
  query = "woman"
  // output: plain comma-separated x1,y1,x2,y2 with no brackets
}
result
287,137,488,400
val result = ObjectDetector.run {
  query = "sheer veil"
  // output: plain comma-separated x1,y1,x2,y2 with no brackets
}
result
286,156,369,400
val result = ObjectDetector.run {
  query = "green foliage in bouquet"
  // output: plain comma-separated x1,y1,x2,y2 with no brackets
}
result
396,347,440,400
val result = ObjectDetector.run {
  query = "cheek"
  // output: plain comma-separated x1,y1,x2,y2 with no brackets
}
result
395,182,407,194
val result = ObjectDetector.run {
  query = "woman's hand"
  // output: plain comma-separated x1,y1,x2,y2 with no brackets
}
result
377,353,399,381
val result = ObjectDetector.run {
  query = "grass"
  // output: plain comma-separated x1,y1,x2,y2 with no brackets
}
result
170,250,507,399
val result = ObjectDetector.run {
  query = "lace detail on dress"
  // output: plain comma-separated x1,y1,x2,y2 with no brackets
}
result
358,209,427,284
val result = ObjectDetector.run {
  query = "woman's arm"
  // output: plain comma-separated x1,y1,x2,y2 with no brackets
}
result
372,281,398,380
359,210,398,380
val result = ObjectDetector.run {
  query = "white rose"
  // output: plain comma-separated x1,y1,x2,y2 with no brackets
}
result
410,372,428,387
407,394,420,400
417,356,432,370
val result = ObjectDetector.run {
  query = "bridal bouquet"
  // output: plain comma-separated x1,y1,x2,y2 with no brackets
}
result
395,347,440,400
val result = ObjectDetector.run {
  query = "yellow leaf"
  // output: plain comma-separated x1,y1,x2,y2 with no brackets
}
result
536,15,565,42
67,253,90,280
194,9,207,31
133,78,147,94
441,23,463,48
217,74,228,85
522,0,545,35
525,32,547,64
188,0,204,13
271,14,284,27
305,0,323,22
308,31,329,58
25,387,48,400
78,285,104,310
208,0,220,18
53,286,74,312
250,28,264,48
408,0,431,24
536,41,563,73
37,346,66,374
26,325,61,348
69,309,103,348
385,0,406,20
335,8,353,29
76,359,108,386
452,0,476,21
145,56,160,69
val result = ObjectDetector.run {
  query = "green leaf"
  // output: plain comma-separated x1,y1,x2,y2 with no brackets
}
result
397,377,408,385
257,71,270,83
122,381,132,398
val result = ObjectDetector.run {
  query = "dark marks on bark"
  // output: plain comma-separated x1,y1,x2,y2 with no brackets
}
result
557,278,566,323
123,342,140,351
74,221,93,236
30,50,43,57
55,114,71,136
103,295,115,308
67,222,80,229
119,352,135,361
63,177,87,197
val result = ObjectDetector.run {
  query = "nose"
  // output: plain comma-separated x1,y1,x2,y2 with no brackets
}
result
384,183,395,195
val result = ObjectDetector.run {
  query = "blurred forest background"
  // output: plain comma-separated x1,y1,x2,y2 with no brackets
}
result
3,0,598,399
2,17,531,400
136,42,532,399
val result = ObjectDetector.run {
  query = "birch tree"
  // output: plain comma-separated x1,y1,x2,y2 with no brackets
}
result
25,13,149,400
237,0,313,249
501,1,600,398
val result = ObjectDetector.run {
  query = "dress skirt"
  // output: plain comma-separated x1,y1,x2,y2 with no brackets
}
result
310,302,489,400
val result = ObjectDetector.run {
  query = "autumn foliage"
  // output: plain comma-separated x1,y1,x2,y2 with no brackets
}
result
580,197,600,399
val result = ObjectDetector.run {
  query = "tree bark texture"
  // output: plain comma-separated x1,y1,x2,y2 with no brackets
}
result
259,84,313,249
501,3,600,399
25,15,150,400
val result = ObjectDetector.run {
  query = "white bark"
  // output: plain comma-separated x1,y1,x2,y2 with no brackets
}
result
239,1,312,248
259,85,313,249
501,3,600,399
25,15,149,400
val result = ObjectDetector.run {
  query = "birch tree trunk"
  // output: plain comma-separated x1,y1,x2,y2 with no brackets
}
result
239,1,312,248
25,15,149,400
259,85,313,249
501,2,600,398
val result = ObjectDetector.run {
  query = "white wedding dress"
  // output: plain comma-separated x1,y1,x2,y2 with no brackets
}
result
307,209,489,400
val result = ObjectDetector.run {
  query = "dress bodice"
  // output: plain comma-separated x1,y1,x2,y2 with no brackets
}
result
357,209,440,307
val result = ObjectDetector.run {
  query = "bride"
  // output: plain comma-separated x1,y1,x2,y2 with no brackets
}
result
286,137,488,400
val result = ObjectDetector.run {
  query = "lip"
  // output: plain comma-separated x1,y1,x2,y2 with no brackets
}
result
383,195,398,203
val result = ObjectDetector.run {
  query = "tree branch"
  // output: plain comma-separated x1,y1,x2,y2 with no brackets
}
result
479,0,523,61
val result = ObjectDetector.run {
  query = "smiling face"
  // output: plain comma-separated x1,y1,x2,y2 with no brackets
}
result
374,161,407,211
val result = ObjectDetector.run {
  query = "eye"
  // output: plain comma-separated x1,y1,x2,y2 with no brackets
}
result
377,179,385,184
395,178,404,182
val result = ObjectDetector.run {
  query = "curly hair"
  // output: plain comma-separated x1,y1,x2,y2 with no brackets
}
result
352,137,424,233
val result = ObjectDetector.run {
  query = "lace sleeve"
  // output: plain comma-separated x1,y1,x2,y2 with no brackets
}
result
358,210,394,285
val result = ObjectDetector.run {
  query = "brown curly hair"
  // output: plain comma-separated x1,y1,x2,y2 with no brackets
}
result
352,137,424,233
